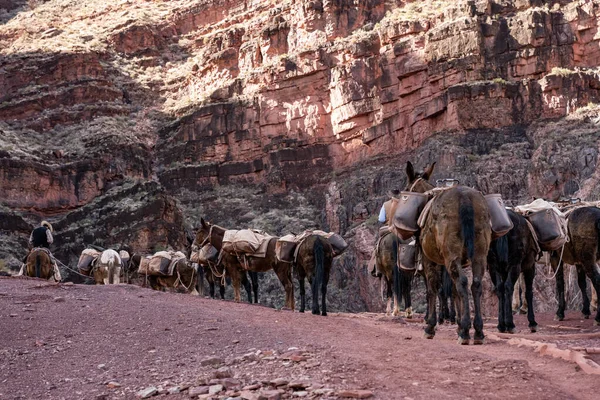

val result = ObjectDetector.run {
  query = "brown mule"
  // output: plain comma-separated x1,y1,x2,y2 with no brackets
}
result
402,161,492,344
128,254,199,295
195,219,294,310
550,206,600,325
294,234,333,316
200,253,259,303
25,249,55,280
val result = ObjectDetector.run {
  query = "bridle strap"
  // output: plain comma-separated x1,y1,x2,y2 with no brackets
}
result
199,225,214,248
409,178,424,192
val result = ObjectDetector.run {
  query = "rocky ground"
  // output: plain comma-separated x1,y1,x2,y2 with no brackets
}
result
1,276,599,400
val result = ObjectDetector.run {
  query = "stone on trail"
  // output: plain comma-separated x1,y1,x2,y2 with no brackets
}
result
240,390,261,400
292,391,308,397
269,378,288,387
200,356,224,366
242,384,260,391
337,389,374,399
209,384,224,395
258,390,281,400
214,366,233,379
106,381,121,388
288,381,309,390
188,386,209,397
136,386,158,399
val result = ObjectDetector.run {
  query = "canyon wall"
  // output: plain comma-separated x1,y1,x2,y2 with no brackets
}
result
1,0,599,313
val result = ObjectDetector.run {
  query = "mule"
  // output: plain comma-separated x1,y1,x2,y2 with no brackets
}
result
25,249,55,280
92,249,122,285
550,206,600,324
129,253,199,295
375,232,415,317
195,219,294,309
403,161,491,344
198,256,259,303
487,210,538,333
294,234,333,316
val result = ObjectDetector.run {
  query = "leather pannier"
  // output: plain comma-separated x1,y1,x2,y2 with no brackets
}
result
392,191,429,240
485,194,513,239
326,233,348,256
397,242,417,271
276,234,297,263
527,209,567,251
198,244,218,265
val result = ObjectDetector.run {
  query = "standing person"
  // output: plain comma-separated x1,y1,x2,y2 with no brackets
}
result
368,189,401,277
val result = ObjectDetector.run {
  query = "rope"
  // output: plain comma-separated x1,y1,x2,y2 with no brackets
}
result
173,262,196,292
55,259,93,280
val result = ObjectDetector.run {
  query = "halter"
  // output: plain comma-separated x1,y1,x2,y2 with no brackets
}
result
409,178,425,192
198,224,214,248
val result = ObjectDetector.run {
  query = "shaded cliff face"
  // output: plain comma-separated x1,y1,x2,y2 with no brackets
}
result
1,0,599,312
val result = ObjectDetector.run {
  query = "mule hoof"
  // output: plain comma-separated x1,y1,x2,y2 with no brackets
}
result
594,320,599,326
497,327,506,333
554,315,564,321
299,309,305,313
321,312,327,317
507,328,516,334
473,338,485,345
458,337,470,345
519,309,527,315
530,325,538,333
312,310,319,315
424,332,435,340
583,314,590,320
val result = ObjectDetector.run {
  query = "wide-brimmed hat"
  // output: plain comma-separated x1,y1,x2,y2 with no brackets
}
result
388,189,401,197
41,220,53,232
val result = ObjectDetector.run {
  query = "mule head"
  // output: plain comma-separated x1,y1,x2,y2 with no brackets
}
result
405,161,436,193
195,218,225,250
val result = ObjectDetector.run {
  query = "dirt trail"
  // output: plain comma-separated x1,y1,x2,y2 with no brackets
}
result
1,277,599,400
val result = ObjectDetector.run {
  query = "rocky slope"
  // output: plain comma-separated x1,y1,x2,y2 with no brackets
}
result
1,0,599,313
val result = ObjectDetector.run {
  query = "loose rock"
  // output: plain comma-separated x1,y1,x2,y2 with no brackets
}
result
136,386,158,399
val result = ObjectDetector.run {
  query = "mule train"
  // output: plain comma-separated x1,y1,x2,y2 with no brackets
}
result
375,161,600,345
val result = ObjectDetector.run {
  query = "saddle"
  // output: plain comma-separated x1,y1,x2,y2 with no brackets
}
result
77,248,101,275
514,199,568,251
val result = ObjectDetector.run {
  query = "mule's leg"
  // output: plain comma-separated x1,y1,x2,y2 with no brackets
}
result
522,260,537,332
580,260,600,324
551,252,566,321
424,262,441,339
450,261,472,344
503,266,520,334
242,272,252,303
208,273,216,298
576,264,591,318
274,265,295,311
231,269,242,302
102,268,110,285
321,264,329,316
471,258,486,344
299,276,306,313
392,265,401,317
403,270,413,319
250,271,259,303
385,277,392,316
492,270,506,333
114,266,121,285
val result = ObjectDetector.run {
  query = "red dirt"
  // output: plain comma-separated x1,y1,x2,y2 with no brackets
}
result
1,277,599,400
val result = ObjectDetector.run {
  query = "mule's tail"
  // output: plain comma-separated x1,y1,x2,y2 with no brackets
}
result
596,218,600,256
459,197,475,261
441,266,452,299
314,237,325,292
35,254,41,278
108,259,115,284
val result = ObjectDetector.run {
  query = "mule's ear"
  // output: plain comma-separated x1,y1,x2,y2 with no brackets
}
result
406,161,416,182
423,162,436,180
200,218,207,228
